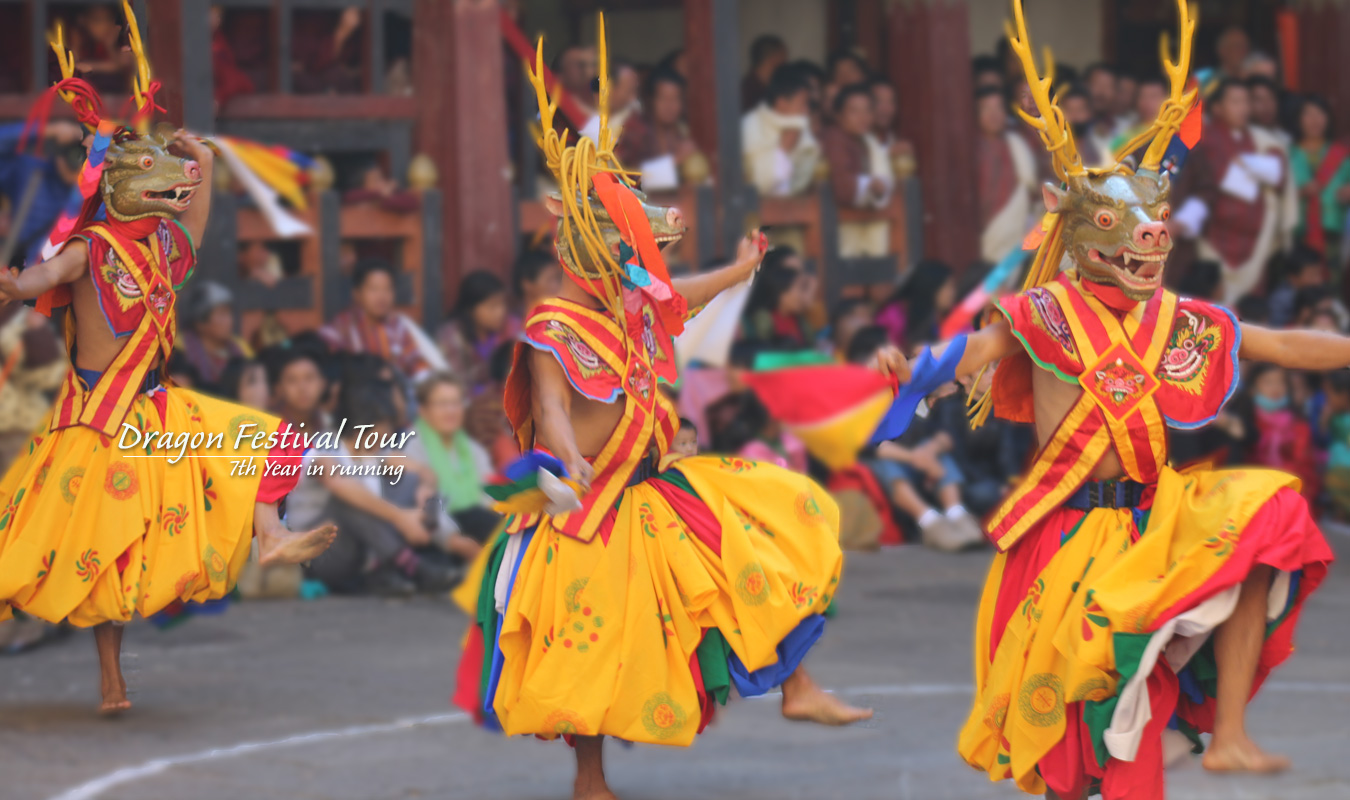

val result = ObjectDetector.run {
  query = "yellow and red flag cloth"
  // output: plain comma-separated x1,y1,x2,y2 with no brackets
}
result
741,352,895,471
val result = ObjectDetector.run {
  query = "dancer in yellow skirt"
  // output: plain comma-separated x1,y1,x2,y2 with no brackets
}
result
453,24,869,799
873,3,1335,797
0,3,334,714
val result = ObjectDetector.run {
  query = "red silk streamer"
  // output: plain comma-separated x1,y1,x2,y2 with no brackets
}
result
121,79,167,126
18,78,105,154
499,9,592,129
590,172,687,335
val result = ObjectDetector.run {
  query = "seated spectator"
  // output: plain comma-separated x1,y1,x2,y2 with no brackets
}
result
823,84,895,257
827,297,875,362
711,391,808,473
672,418,699,457
1290,94,1350,259
304,383,470,595
211,6,254,111
512,249,563,317
742,65,821,199
0,119,85,264
291,7,364,95
342,158,420,213
405,373,501,544
742,35,788,111
949,368,1035,516
974,86,1037,263
1082,63,1122,164
437,270,518,396
267,346,334,536
1321,371,1350,519
846,325,983,551
69,4,134,94
216,356,270,409
876,259,958,350
740,250,818,350
0,305,67,476
823,51,871,120
1060,85,1107,167
1268,247,1327,327
607,59,642,134
1246,363,1320,502
237,240,284,288
177,281,253,392
617,69,707,192
322,259,447,384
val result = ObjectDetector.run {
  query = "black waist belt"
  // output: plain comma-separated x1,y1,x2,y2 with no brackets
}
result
1064,479,1149,511
627,454,656,488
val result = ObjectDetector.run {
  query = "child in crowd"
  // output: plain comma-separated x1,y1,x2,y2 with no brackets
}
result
847,325,984,551
512,249,563,317
740,247,818,350
1321,371,1350,519
827,297,875,361
875,259,958,350
672,418,700,457
1247,363,1320,503
710,391,808,473
1267,247,1326,328
216,357,270,409
437,270,519,396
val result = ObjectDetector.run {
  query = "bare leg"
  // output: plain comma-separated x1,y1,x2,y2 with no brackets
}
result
1202,564,1290,773
781,666,873,725
94,623,130,715
937,484,961,510
889,481,934,519
254,501,338,566
573,735,617,800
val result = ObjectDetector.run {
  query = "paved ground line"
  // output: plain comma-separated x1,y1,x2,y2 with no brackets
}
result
43,680,1350,800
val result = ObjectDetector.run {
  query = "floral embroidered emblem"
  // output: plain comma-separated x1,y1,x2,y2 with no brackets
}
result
542,709,590,736
228,413,269,451
1018,673,1065,727
789,581,819,609
1082,343,1159,420
0,488,25,531
75,548,102,583
1203,519,1240,558
174,571,201,599
1021,578,1045,623
544,321,613,380
640,692,687,740
983,694,1011,732
156,222,181,263
563,577,589,613
1069,676,1112,703
37,549,55,579
104,462,140,500
1026,288,1076,355
1159,309,1220,394
59,466,85,504
735,562,770,606
162,504,190,537
201,468,217,511
639,305,668,364
794,491,825,525
203,544,229,582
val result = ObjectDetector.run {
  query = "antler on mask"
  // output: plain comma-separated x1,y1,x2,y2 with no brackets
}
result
1004,0,1085,184
1113,0,1198,173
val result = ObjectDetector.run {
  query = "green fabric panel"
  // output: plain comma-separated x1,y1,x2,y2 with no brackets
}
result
696,629,733,705
1083,631,1151,767
752,350,834,371
651,468,700,499
1176,717,1205,754
476,537,511,702
484,472,540,501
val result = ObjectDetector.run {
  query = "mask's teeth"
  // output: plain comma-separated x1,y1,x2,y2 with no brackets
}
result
1123,252,1133,266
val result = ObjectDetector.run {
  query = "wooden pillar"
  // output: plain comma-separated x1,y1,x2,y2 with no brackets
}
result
683,0,743,258
1294,0,1350,135
413,0,515,307
887,0,978,271
143,0,214,130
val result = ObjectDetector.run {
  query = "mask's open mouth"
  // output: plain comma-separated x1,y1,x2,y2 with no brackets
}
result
141,182,200,211
1088,245,1169,290
653,229,685,250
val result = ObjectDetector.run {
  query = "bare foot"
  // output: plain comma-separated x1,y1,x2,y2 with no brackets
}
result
258,522,337,567
99,677,131,716
781,684,874,726
1202,734,1291,774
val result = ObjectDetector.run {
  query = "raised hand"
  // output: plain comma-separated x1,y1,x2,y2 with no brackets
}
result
874,344,912,383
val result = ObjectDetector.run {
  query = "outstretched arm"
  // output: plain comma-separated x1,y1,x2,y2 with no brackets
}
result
671,234,764,311
1239,323,1350,371
0,239,89,302
172,131,214,247
875,320,1021,384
